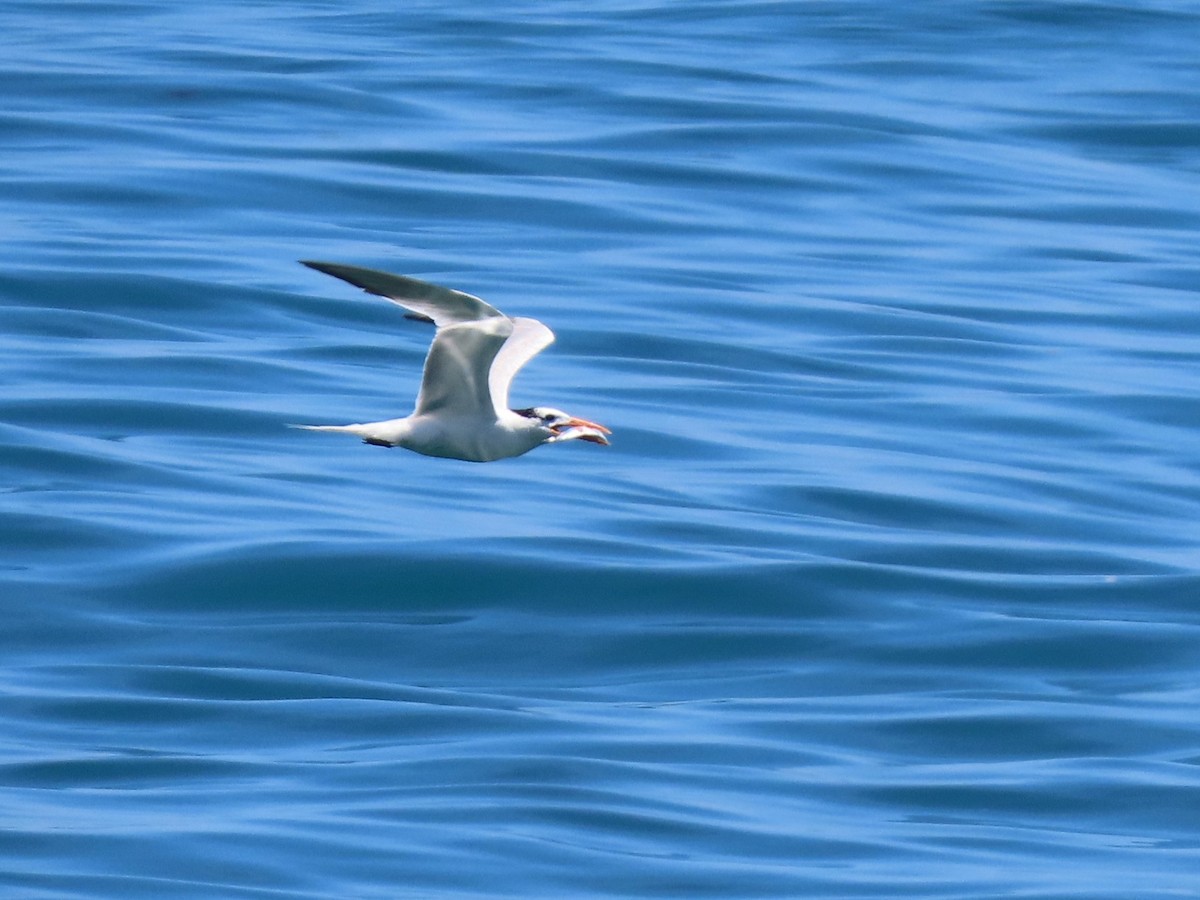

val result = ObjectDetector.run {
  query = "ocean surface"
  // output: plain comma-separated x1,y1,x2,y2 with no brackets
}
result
3,2,1200,897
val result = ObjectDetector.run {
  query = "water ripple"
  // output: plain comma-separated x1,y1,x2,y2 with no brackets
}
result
4,1,1200,897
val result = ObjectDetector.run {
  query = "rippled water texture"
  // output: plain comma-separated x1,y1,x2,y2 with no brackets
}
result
3,2,1200,897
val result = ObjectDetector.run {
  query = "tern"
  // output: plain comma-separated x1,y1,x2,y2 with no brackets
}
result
294,261,611,462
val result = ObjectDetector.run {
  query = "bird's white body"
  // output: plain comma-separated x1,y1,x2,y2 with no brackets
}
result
295,261,610,462
303,410,552,463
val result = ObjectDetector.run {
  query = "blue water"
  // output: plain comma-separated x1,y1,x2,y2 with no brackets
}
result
4,2,1200,896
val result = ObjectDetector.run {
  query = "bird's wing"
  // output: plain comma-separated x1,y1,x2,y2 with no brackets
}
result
414,317,515,419
301,261,504,325
301,260,545,421
488,317,555,415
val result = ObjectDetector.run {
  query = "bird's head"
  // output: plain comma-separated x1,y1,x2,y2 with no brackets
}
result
515,407,611,446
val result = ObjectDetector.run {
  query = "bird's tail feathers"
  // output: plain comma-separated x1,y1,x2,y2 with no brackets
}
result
289,422,365,434
289,423,393,446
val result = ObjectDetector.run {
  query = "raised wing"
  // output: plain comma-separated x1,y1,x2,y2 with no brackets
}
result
413,317,514,418
300,261,504,325
302,261,550,421
488,317,555,415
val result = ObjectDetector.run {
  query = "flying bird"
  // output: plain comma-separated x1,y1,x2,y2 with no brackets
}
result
294,261,611,462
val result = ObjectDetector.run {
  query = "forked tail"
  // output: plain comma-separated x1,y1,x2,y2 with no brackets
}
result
289,423,393,447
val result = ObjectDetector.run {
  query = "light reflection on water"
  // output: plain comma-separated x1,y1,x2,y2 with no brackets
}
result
2,2,1200,897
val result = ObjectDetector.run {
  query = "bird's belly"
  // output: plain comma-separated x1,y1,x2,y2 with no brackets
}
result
406,416,540,462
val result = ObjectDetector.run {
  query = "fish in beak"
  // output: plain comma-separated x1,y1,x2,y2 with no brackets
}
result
551,416,612,445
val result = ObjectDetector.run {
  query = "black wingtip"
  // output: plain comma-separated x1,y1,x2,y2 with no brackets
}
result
299,260,386,299
299,259,340,280
299,260,439,325
299,259,337,276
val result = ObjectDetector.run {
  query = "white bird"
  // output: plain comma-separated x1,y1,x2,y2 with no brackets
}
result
294,261,611,462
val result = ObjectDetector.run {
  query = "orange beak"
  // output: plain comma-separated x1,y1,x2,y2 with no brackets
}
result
566,416,611,435
563,416,611,445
